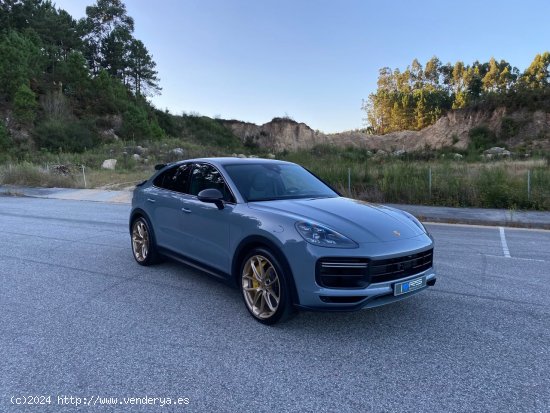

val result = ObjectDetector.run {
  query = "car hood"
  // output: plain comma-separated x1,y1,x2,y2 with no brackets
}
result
248,197,425,243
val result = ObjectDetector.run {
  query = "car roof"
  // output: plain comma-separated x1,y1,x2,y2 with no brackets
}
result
172,157,295,167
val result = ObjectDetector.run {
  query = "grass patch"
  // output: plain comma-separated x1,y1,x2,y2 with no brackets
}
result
282,149,550,210
1,142,548,210
0,163,79,188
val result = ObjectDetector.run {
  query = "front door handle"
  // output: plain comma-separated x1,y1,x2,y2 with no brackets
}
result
181,207,192,214
147,198,156,203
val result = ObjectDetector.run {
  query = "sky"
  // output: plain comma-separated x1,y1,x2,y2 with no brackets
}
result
54,0,550,133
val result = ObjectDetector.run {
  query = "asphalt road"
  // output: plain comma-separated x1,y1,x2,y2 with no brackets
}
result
1,196,549,413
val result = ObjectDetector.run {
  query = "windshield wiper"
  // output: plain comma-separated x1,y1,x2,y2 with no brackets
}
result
247,195,337,202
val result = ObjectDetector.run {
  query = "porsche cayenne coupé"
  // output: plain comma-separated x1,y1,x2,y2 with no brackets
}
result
130,158,436,324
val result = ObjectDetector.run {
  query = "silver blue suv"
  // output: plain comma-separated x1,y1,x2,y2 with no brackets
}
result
130,158,436,324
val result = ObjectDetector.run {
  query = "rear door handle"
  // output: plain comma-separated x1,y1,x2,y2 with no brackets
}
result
147,198,156,203
181,207,192,214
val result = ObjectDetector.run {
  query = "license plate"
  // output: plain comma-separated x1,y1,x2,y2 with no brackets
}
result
394,276,426,296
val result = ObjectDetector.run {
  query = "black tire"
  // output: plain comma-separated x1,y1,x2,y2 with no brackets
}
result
240,248,295,325
130,216,161,266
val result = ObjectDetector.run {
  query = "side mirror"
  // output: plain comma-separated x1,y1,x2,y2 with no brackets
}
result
197,188,225,210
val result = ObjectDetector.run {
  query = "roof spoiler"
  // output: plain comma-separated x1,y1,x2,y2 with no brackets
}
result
154,163,166,171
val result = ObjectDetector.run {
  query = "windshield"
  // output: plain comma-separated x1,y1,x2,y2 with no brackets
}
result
224,163,339,202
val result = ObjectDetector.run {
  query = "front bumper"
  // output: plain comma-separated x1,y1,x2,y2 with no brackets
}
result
296,270,436,311
286,234,436,311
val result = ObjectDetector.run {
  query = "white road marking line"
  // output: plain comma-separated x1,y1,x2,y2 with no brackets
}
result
424,222,550,233
483,254,547,263
499,227,511,258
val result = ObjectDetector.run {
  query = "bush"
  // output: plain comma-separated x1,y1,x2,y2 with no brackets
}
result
468,126,499,152
34,119,99,153
155,109,181,137
119,104,164,141
0,121,10,150
500,117,521,139
14,84,37,125
90,70,130,115
177,115,242,149
0,121,12,162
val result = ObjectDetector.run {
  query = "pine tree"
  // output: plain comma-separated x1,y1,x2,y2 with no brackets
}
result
127,39,160,97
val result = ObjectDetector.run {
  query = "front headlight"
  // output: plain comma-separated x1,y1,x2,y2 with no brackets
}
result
295,221,358,248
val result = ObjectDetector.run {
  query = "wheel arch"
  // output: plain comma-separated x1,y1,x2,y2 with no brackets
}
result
129,209,160,248
129,208,150,232
232,235,299,306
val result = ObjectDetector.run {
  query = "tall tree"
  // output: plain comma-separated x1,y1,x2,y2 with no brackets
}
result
482,57,500,93
520,52,550,89
127,39,160,97
424,56,441,87
0,30,42,100
410,58,424,90
80,0,134,75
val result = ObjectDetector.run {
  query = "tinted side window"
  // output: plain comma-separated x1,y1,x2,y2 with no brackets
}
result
153,164,191,193
189,163,234,202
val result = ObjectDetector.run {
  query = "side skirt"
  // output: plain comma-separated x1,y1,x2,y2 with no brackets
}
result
158,246,233,284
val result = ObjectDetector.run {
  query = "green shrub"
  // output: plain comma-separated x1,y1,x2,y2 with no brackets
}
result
34,119,99,153
477,167,516,208
155,109,181,136
500,117,521,139
177,115,242,149
119,104,164,141
468,126,498,152
91,70,130,115
0,121,10,150
14,84,37,125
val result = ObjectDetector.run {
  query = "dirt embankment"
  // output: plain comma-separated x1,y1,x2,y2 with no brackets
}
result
222,109,550,152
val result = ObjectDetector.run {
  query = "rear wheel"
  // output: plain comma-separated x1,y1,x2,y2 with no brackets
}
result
131,217,160,266
240,248,294,324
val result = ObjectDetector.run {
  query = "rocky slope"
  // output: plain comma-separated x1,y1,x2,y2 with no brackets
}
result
222,108,550,152
220,117,331,152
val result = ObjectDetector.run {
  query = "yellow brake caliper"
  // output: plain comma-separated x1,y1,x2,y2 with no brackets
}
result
251,260,260,289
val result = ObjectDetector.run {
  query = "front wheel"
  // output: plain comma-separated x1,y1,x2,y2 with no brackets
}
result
240,248,294,325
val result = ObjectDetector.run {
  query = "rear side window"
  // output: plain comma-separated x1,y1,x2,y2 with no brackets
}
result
153,164,192,193
189,163,234,202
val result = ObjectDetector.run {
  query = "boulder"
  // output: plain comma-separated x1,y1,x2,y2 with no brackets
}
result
453,153,463,159
132,154,142,161
483,147,511,156
100,128,120,141
237,154,247,158
266,153,276,159
170,148,185,156
102,159,117,170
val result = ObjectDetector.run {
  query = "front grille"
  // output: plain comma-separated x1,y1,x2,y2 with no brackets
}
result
316,249,433,289
369,249,433,283
316,258,370,288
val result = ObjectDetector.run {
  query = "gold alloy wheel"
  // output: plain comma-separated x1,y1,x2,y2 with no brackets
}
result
132,220,149,262
242,255,281,319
